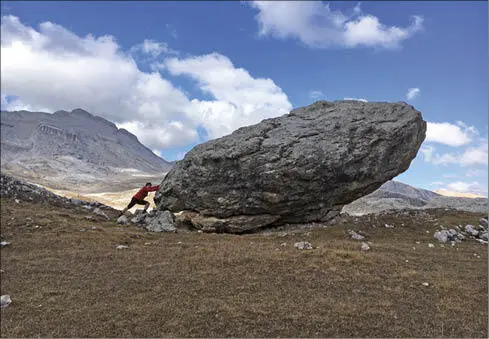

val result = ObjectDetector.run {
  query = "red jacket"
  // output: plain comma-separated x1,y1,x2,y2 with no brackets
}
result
133,185,160,200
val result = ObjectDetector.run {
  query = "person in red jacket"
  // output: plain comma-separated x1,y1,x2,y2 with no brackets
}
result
119,182,160,216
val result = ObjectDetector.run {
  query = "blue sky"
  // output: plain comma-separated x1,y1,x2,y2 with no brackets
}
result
1,1,487,196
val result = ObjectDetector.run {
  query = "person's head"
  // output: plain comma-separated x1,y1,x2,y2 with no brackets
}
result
145,182,152,187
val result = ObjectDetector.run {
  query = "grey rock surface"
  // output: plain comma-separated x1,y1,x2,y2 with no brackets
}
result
145,210,176,232
479,218,488,228
294,241,313,250
156,100,426,233
348,230,365,240
434,230,449,243
0,295,12,308
361,242,371,251
116,215,130,225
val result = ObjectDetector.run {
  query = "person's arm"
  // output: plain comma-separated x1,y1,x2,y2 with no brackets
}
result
148,185,160,192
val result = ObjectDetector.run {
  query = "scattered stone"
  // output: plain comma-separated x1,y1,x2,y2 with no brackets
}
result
405,260,409,263
415,241,420,244
85,216,95,221
457,233,466,241
421,282,429,287
91,226,98,230
361,242,371,251
14,199,20,204
145,210,176,233
0,295,12,308
428,243,435,248
0,241,11,248
385,223,394,228
278,232,288,237
479,218,488,228
131,210,148,224
280,242,287,247
348,230,365,240
116,245,129,249
434,230,449,243
479,231,488,242
70,198,82,206
465,224,479,236
116,215,130,225
93,208,110,221
294,241,313,250
448,229,458,237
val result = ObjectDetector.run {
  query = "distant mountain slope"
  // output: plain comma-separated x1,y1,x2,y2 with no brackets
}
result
342,180,487,215
1,109,172,191
434,189,487,199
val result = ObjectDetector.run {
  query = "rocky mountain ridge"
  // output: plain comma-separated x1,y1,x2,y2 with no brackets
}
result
342,180,488,215
1,109,171,192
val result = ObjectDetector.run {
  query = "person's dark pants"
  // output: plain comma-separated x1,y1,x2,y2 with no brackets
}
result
126,197,148,209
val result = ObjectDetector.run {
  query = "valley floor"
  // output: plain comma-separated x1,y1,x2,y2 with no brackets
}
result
1,198,487,337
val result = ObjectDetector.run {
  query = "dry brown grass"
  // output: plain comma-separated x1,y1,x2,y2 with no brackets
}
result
1,198,487,338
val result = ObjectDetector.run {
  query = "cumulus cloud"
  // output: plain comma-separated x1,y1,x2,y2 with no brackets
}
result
425,121,476,147
248,1,423,49
406,87,420,100
164,52,292,139
309,90,325,100
421,142,488,167
344,97,368,102
445,181,487,196
1,15,292,153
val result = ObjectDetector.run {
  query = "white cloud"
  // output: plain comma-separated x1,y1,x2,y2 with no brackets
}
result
248,1,423,49
164,52,292,139
422,142,488,167
466,169,487,178
420,145,435,162
425,122,475,147
406,87,420,100
459,142,488,166
130,39,177,58
446,181,487,195
1,15,197,150
1,15,291,153
430,180,488,196
344,97,368,102
309,90,325,100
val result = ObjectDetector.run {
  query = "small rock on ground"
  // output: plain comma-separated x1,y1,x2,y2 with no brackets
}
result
361,242,371,251
1,295,12,308
294,241,313,250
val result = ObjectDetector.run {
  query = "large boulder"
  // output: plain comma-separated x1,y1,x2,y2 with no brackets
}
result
155,100,426,233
